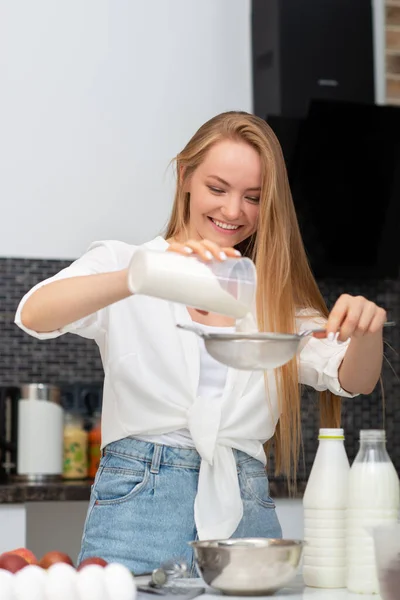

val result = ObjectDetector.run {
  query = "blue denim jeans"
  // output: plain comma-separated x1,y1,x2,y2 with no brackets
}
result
77,437,282,575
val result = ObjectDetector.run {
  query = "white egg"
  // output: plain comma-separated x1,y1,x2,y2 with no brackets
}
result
0,568,14,600
104,563,137,600
13,564,46,600
44,562,78,600
76,564,108,600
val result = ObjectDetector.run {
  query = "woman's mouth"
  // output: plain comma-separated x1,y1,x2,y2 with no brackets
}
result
208,217,242,234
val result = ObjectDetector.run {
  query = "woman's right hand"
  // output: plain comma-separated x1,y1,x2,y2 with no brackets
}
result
167,239,241,262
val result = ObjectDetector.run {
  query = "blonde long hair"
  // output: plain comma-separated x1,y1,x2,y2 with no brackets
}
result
165,111,341,484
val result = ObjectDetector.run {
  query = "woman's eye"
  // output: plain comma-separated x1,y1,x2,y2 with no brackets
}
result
246,196,260,204
208,186,225,194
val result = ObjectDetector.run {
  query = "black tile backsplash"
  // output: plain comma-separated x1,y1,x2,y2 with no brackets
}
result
0,257,399,477
0,258,103,385
294,275,400,479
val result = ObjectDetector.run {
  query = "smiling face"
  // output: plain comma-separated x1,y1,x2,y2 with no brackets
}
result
183,139,261,246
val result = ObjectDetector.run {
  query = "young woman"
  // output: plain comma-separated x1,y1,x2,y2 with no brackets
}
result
15,111,386,574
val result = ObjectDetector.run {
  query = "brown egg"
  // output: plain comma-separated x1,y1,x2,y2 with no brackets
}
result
39,551,74,569
77,556,108,570
0,552,29,573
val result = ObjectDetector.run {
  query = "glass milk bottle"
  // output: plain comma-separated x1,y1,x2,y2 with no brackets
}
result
303,428,350,589
347,429,400,595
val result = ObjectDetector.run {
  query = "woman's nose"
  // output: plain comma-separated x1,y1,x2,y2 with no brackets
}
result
220,198,242,221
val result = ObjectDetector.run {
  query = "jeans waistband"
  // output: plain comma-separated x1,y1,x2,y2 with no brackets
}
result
103,436,261,472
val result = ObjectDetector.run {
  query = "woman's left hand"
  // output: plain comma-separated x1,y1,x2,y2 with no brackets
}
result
326,294,387,342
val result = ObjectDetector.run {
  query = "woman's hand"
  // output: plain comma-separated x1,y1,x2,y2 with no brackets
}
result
167,239,241,262
326,294,387,342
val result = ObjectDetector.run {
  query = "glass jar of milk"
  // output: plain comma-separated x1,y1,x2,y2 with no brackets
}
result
347,429,400,595
127,248,257,324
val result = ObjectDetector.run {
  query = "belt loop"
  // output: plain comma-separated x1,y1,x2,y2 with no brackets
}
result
150,444,162,474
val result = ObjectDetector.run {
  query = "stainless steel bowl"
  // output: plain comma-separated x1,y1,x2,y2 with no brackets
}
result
189,538,304,596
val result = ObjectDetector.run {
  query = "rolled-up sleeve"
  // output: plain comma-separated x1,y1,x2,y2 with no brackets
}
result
14,241,119,341
296,310,359,398
299,337,358,398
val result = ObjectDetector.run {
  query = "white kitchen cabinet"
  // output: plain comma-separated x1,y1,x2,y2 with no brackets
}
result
0,502,87,563
0,498,304,564
275,498,304,541
26,501,88,563
0,505,26,554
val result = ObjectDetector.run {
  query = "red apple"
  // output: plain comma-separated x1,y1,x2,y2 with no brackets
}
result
0,552,29,573
8,547,38,565
77,556,108,570
39,550,74,569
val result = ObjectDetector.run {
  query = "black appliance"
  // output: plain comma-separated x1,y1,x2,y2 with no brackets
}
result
252,0,376,119
0,386,20,481
267,99,400,279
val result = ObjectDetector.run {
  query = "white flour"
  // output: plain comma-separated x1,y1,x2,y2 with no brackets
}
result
236,310,258,333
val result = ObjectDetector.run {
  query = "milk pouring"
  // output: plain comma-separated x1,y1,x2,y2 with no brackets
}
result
302,428,350,589
127,248,257,327
346,429,400,595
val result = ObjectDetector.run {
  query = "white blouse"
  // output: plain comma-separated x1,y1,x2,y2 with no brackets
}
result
138,322,233,448
14,236,357,540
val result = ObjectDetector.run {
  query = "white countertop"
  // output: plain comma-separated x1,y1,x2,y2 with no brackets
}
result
268,576,380,599
162,576,381,600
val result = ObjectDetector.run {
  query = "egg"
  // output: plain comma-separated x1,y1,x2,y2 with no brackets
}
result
44,562,79,600
76,564,108,600
0,568,14,600
13,564,47,600
104,562,137,600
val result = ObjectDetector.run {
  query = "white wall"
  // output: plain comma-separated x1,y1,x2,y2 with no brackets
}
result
0,0,252,260
372,0,386,104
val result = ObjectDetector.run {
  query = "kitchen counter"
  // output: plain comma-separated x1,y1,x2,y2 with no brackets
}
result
0,478,94,502
171,576,381,599
269,578,380,599
0,477,306,503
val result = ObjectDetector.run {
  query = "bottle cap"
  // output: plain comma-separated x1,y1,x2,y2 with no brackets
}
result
360,429,386,442
318,428,345,440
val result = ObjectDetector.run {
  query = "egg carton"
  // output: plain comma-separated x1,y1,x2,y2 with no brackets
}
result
0,561,136,600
